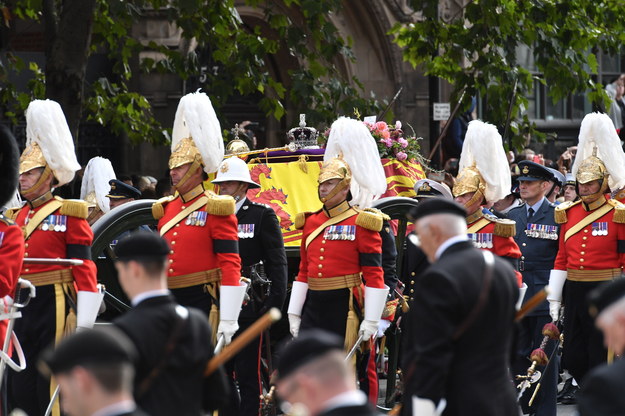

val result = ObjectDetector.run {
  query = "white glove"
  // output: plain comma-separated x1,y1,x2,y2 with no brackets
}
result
76,290,105,330
217,320,238,344
549,301,561,322
377,319,392,338
516,283,528,311
412,396,446,416
218,283,248,345
288,313,301,337
359,319,379,339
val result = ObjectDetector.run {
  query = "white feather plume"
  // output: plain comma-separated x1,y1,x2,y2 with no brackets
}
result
572,112,625,190
25,99,81,186
324,117,387,208
80,157,116,213
171,91,224,174
458,119,510,203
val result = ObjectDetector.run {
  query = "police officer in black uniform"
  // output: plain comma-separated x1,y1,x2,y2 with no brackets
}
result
508,161,560,416
213,156,287,416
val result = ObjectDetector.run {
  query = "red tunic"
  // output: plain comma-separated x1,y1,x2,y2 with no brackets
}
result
297,207,385,290
553,199,625,273
0,217,24,297
158,190,241,286
13,197,97,292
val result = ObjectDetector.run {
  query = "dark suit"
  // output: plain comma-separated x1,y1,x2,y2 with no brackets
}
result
114,295,228,416
231,198,287,416
577,358,625,416
317,403,381,416
508,198,559,416
401,240,519,416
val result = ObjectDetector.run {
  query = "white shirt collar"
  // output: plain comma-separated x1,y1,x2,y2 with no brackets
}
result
321,390,367,413
235,197,247,213
435,235,469,260
91,400,136,416
131,289,170,307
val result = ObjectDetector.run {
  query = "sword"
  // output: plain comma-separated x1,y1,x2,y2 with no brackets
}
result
45,385,60,416
23,258,84,266
214,335,226,354
345,334,365,362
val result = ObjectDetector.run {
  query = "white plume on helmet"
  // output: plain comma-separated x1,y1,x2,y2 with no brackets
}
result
458,119,511,203
80,157,116,213
324,117,387,208
171,91,224,174
572,112,625,190
25,99,81,186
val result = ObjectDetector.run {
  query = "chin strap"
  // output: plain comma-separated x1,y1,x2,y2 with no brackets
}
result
21,165,53,197
461,189,485,210
319,178,350,203
578,178,609,204
173,158,203,193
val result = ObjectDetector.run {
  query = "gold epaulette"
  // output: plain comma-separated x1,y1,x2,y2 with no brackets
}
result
363,207,391,221
607,199,625,223
59,198,88,219
206,194,235,216
0,214,15,226
294,211,313,230
4,208,19,221
152,196,174,220
355,209,384,232
484,214,516,237
554,200,581,224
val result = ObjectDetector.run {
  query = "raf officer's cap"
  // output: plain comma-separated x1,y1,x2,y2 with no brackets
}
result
106,179,141,200
276,329,343,381
408,197,466,222
40,327,136,375
517,161,553,182
114,231,170,262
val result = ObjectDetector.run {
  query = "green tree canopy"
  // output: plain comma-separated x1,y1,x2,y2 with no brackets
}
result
1,0,382,144
392,0,625,149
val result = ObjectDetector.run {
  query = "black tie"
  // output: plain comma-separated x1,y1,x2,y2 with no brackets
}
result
528,207,534,221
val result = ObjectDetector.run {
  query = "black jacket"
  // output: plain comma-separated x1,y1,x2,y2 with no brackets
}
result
114,295,228,416
237,199,287,318
577,358,625,416
401,241,519,416
317,403,381,416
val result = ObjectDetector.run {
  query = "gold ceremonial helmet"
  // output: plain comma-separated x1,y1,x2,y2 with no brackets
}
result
453,166,486,199
318,157,351,184
576,154,608,185
19,142,47,174
168,137,204,170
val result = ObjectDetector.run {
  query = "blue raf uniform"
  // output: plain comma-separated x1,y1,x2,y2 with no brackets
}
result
508,161,560,416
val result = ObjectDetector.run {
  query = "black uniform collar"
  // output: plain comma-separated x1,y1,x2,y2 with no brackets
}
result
582,194,607,212
28,191,54,209
323,200,351,218
465,209,484,225
180,184,205,203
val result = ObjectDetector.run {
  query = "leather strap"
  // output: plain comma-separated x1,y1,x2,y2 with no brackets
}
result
304,208,358,249
564,203,613,242
467,217,491,234
23,200,64,240
453,251,494,340
159,196,208,236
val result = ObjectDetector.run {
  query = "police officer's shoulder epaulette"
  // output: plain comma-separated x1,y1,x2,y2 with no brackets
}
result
355,208,384,232
0,214,15,226
4,207,20,221
58,197,88,219
362,207,391,222
206,194,235,216
151,195,174,220
484,214,516,238
554,200,581,224
294,211,315,230
607,199,625,223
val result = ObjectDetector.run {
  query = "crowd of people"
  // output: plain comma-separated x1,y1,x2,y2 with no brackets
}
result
3,91,625,416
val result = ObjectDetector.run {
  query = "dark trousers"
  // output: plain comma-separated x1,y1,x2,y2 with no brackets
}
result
513,314,558,416
563,280,608,384
301,288,350,340
9,285,64,416
170,284,214,316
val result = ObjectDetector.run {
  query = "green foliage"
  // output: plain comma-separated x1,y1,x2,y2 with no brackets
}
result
2,0,380,144
392,0,625,150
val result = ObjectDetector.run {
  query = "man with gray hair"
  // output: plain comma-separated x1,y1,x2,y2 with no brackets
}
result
401,198,519,416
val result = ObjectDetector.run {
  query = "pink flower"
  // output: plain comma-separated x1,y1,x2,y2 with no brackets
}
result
375,121,388,132
395,120,402,129
396,151,407,161
383,138,393,148
398,138,408,148
381,130,391,139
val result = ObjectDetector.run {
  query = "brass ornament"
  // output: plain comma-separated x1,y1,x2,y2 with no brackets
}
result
452,166,486,198
168,137,203,170
522,166,529,174
19,143,47,174
575,155,608,185
220,162,229,173
318,157,352,184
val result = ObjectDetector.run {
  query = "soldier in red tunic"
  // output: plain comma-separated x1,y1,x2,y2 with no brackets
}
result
6,100,100,416
452,120,523,289
151,91,245,346
547,112,625,384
